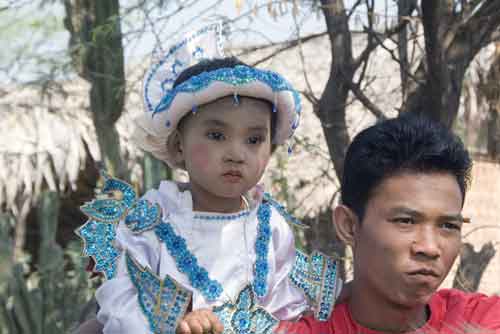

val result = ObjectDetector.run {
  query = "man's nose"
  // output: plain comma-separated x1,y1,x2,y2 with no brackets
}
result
411,225,441,260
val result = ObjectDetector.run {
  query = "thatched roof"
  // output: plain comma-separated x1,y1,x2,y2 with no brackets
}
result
0,79,143,218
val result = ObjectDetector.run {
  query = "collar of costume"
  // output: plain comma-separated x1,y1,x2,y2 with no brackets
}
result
135,23,302,167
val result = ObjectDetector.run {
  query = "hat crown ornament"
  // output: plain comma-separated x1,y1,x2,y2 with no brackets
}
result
143,23,225,114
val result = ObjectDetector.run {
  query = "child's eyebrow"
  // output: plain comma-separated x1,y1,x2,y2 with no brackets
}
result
247,125,268,132
202,119,227,127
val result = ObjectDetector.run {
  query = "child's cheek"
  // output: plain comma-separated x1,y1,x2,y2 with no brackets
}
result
256,154,271,175
189,143,211,171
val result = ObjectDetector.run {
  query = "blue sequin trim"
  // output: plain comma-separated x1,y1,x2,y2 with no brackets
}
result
126,252,192,334
77,173,139,280
262,193,309,229
125,199,162,233
289,249,338,321
253,202,271,297
76,219,119,280
193,210,250,221
77,172,162,280
152,65,302,117
154,221,224,301
213,284,278,334
154,202,272,301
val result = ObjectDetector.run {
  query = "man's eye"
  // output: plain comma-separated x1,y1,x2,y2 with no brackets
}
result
441,222,461,231
207,132,225,141
247,135,264,144
392,217,415,225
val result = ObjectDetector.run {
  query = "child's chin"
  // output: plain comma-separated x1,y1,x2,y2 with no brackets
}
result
215,187,248,200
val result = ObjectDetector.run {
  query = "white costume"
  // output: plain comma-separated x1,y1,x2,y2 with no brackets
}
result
94,181,309,333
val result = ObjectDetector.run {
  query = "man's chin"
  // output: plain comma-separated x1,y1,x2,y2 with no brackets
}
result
390,284,436,308
401,287,436,307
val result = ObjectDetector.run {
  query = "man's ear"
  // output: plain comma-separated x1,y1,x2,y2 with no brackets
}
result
167,129,185,167
332,205,359,247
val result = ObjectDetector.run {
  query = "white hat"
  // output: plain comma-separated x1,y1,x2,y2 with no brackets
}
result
133,23,301,168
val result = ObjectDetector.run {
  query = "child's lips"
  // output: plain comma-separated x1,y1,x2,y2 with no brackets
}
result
222,171,243,183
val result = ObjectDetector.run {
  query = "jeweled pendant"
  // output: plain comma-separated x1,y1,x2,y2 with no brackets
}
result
213,284,278,334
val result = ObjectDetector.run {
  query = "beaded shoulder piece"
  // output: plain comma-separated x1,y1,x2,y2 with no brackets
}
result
289,249,339,321
126,252,192,334
262,193,308,229
76,172,161,279
213,284,278,334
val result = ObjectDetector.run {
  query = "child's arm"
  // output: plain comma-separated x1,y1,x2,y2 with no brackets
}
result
95,222,163,333
264,206,310,320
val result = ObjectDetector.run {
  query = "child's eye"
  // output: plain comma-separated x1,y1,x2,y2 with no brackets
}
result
207,131,225,141
247,135,264,145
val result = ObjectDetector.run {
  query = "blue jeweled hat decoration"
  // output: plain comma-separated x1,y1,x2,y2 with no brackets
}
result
133,22,302,168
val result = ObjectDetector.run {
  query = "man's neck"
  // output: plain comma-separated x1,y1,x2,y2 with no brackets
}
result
348,279,429,333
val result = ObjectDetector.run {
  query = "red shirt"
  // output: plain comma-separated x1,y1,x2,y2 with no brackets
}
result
276,289,500,334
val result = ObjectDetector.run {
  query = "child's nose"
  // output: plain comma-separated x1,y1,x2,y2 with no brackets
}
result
224,142,245,163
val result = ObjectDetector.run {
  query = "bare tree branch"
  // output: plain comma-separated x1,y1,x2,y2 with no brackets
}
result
368,27,425,86
346,0,363,18
246,32,327,67
293,11,318,105
345,77,386,120
353,19,411,70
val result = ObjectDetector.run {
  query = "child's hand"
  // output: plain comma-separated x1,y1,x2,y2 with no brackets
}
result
176,308,224,334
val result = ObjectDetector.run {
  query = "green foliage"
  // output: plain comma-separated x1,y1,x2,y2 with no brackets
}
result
0,214,13,287
0,192,97,334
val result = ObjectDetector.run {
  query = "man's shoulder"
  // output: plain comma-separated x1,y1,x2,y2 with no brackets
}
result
435,288,500,306
433,288,500,328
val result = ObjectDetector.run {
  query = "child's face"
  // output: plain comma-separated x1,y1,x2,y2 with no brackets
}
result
175,96,272,209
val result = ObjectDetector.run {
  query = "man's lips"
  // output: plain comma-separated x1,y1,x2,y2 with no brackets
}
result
406,268,441,286
407,268,440,278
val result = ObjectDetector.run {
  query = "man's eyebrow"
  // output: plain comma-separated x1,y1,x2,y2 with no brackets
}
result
388,207,425,218
440,213,471,223
389,207,471,223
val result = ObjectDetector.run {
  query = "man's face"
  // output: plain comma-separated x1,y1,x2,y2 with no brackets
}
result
352,172,464,308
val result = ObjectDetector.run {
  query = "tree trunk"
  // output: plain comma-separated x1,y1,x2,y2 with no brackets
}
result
397,0,417,105
487,107,500,158
11,200,31,261
64,0,127,179
404,1,500,127
319,0,354,181
452,242,496,292
485,43,500,159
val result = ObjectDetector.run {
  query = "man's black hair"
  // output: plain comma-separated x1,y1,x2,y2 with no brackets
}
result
173,56,277,144
341,113,472,220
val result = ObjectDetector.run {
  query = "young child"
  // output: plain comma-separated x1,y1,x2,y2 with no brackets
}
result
77,24,340,334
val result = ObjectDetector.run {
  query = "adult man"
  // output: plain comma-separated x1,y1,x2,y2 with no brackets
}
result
277,113,500,334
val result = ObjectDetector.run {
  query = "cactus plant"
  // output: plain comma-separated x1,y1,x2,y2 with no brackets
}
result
0,191,97,334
